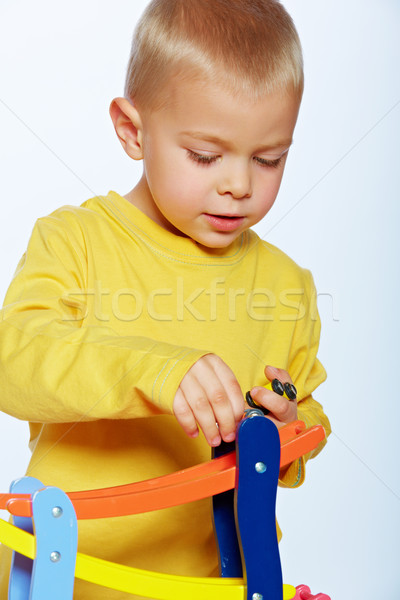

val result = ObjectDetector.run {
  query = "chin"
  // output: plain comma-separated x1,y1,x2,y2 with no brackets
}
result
195,233,241,250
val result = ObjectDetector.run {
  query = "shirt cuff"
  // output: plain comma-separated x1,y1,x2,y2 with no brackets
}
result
278,455,306,488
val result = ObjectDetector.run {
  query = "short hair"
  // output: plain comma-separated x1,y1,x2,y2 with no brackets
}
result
124,0,304,111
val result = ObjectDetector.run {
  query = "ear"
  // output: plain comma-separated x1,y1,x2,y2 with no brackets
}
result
109,97,144,160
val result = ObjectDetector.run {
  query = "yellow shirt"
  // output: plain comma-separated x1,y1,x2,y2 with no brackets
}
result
0,191,330,599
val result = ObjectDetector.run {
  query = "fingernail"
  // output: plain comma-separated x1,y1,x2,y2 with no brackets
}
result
224,433,235,443
190,430,199,438
267,365,279,375
250,387,263,395
211,436,221,447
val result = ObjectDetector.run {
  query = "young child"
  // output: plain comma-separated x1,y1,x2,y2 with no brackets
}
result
0,1,331,598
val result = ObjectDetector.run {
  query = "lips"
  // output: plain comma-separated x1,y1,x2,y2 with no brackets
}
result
203,213,245,232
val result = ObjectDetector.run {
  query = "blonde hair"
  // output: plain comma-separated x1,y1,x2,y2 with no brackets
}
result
124,0,303,110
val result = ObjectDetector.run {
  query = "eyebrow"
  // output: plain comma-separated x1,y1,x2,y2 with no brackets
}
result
181,131,293,153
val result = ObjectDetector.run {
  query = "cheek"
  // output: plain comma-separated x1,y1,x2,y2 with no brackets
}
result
256,175,283,211
164,167,209,210
146,153,182,202
268,178,283,204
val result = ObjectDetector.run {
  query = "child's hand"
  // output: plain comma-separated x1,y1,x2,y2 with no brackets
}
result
173,354,245,447
248,365,298,429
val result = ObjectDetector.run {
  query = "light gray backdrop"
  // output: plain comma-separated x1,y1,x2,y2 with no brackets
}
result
0,1,399,598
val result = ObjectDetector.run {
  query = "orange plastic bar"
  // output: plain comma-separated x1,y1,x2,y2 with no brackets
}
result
59,421,307,502
62,421,306,501
5,468,235,519
279,420,306,444
0,452,236,511
280,425,325,468
0,423,287,510
4,422,325,519
0,421,304,505
71,451,236,500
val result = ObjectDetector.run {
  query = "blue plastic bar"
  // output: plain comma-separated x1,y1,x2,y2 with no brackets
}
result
212,439,242,577
29,486,78,600
8,477,43,600
235,415,283,600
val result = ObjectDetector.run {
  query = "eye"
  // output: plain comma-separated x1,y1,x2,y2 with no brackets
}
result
187,149,219,166
253,156,284,169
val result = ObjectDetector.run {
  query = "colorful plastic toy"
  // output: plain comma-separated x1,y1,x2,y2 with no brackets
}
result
0,412,331,599
292,585,331,599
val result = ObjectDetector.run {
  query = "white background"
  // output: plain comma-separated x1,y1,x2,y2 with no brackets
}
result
0,1,399,598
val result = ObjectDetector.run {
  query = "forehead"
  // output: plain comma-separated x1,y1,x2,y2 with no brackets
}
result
148,75,301,150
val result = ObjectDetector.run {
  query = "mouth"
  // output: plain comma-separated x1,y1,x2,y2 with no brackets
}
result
203,213,245,232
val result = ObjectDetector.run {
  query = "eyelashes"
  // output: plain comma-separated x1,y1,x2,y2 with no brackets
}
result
187,150,217,165
186,149,284,169
253,156,284,169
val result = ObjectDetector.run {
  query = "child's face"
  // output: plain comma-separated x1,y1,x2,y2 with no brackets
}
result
135,77,300,248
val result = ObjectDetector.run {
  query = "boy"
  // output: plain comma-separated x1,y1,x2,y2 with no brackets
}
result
0,1,331,598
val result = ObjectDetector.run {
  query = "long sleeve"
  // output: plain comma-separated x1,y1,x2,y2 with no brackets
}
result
0,193,332,597
0,216,206,423
278,269,331,488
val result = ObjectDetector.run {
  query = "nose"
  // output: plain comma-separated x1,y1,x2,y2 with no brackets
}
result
217,160,252,199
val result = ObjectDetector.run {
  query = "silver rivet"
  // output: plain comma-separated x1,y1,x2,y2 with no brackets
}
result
252,594,263,600
50,551,61,563
255,462,267,473
51,506,63,518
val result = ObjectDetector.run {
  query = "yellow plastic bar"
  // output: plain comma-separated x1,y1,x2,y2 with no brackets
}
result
0,518,35,559
76,553,245,600
0,518,296,599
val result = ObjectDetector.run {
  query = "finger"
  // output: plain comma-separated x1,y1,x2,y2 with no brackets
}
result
250,386,294,423
265,414,287,430
204,375,238,443
179,375,222,447
264,366,297,400
211,358,245,424
188,368,236,444
173,388,199,439
264,365,293,385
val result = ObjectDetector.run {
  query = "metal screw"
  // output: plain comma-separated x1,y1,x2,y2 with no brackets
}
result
244,408,264,419
255,462,267,473
252,594,263,600
50,551,61,563
51,506,63,518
